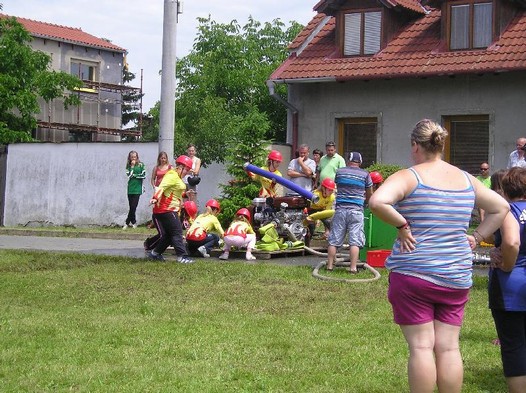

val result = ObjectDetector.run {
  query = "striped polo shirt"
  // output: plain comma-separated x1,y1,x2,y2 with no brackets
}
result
385,168,475,289
334,166,373,210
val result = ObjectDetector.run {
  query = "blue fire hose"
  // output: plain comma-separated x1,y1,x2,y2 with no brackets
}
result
244,162,319,203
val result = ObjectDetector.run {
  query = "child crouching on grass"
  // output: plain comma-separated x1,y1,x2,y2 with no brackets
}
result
219,208,257,261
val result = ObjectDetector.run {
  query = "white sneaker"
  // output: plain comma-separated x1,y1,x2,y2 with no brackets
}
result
122,225,128,230
219,252,229,260
197,245,210,258
246,253,256,261
132,224,138,229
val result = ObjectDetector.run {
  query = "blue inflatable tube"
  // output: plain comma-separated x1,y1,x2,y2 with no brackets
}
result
244,162,319,203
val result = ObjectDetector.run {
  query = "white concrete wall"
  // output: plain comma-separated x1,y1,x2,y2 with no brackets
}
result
2,143,227,227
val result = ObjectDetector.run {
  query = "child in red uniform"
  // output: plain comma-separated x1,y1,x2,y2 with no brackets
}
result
219,208,257,261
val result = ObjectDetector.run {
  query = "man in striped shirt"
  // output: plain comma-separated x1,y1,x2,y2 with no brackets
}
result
326,152,373,272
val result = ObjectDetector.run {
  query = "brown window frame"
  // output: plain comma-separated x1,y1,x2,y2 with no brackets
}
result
447,0,493,50
341,9,382,57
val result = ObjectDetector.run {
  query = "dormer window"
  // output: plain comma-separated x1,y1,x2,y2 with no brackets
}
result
344,10,381,56
449,1,492,50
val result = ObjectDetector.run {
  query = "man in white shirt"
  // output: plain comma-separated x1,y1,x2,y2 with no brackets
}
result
507,137,526,168
287,144,316,193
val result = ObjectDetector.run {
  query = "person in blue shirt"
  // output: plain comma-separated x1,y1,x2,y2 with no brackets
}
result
488,167,526,393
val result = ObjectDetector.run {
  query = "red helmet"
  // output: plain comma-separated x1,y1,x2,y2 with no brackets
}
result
175,155,193,169
183,201,198,219
369,171,384,184
267,150,283,163
206,199,221,211
236,208,251,220
321,178,336,191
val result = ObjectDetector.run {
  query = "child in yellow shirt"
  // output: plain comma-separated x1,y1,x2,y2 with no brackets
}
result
186,199,224,258
219,208,257,261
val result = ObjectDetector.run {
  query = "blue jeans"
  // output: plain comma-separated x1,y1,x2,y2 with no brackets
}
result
187,233,220,255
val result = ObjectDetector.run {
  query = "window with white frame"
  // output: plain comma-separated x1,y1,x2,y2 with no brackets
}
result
344,11,381,56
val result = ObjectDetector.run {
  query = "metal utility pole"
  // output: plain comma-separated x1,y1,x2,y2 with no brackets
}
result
158,0,181,156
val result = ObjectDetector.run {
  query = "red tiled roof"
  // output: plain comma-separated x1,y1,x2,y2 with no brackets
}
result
271,8,526,82
0,13,125,52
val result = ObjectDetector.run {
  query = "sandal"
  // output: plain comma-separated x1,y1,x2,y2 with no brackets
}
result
347,268,358,274
326,267,333,272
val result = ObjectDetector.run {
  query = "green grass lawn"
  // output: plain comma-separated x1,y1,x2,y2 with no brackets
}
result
0,250,506,392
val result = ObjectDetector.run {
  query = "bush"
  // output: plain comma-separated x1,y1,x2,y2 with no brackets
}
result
365,162,405,180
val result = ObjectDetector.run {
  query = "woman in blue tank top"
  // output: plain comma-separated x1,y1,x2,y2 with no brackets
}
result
369,119,509,393
488,167,526,392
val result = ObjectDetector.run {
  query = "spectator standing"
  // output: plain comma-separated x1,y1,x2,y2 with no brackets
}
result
150,151,172,188
317,141,346,184
146,155,194,263
487,167,526,393
183,144,202,203
477,162,491,221
326,152,372,273
312,148,323,189
124,150,146,230
476,162,491,188
507,137,526,169
186,199,224,258
287,144,316,193
369,119,508,393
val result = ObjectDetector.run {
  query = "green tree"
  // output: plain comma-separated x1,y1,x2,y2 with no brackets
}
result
0,17,82,144
173,16,303,164
121,64,143,130
216,107,270,227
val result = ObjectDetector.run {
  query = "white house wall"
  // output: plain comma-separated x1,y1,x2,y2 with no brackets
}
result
289,72,526,170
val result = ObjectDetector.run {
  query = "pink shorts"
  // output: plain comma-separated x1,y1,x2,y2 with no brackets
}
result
388,272,469,326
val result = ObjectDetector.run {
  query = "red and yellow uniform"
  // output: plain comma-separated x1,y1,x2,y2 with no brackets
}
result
186,213,224,241
310,189,335,211
152,169,186,214
248,166,282,198
225,220,255,238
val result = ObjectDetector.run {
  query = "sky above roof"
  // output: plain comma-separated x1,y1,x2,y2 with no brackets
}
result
3,0,316,112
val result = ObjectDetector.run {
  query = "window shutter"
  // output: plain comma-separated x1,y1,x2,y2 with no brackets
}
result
344,13,361,56
473,3,492,48
451,5,469,50
364,12,381,55
448,118,489,175
342,120,378,168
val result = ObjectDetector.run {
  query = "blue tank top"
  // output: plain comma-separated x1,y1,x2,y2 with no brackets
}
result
489,200,526,311
385,168,475,289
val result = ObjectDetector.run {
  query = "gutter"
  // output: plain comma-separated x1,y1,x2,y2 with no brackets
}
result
266,79,300,154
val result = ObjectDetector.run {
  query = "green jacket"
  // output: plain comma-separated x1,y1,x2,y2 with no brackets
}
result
126,162,146,195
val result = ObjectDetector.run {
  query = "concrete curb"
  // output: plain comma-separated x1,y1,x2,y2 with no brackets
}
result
0,228,145,241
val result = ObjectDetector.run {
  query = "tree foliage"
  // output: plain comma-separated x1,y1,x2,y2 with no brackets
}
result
0,17,82,144
216,107,271,227
121,64,143,129
169,16,302,164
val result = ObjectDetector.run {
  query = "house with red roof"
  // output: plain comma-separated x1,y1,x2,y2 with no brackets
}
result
269,0,526,173
1,14,139,142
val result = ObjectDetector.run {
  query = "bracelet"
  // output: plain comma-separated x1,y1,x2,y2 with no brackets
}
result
396,221,410,230
473,230,485,244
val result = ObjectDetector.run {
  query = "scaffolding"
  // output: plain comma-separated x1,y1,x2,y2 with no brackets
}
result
36,79,143,140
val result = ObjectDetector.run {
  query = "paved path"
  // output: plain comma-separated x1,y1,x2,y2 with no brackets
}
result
0,235,323,267
0,233,490,274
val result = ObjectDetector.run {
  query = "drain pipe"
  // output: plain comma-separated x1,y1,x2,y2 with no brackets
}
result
266,80,299,155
